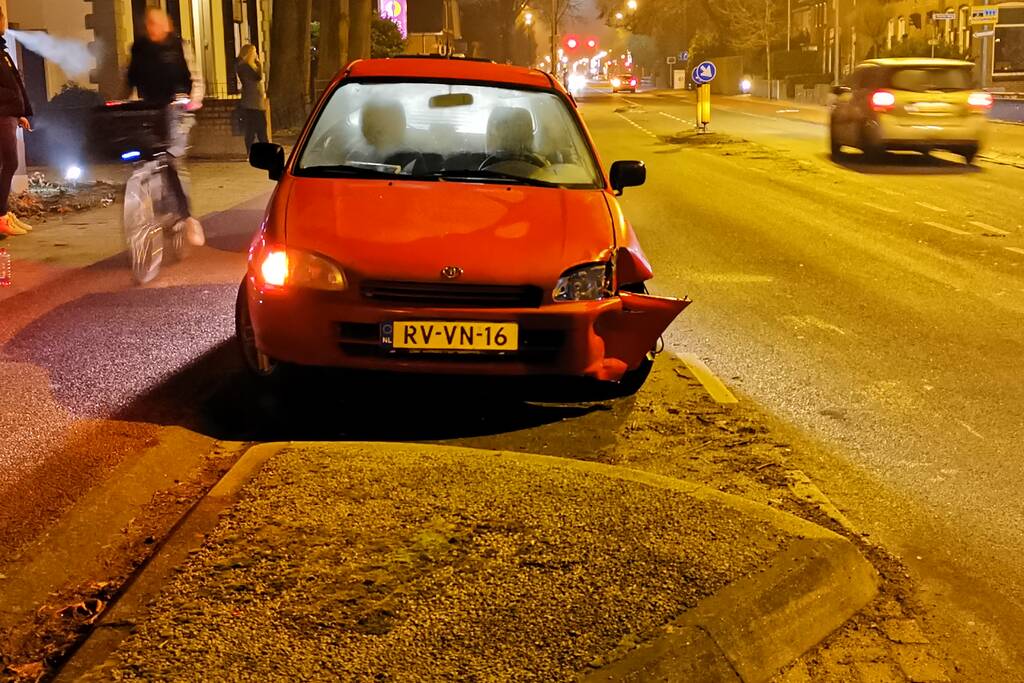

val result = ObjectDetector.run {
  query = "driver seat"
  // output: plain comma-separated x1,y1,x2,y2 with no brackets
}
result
486,107,536,157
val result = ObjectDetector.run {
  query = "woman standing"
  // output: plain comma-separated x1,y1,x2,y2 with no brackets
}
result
0,5,33,237
236,45,268,154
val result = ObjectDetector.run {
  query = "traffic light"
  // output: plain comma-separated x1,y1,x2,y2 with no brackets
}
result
586,38,597,49
564,35,579,50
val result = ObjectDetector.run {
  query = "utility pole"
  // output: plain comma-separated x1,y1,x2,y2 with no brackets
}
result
981,0,993,88
787,0,791,51
550,0,557,76
833,0,840,85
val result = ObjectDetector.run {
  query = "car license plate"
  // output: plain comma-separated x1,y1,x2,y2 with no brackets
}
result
383,321,519,351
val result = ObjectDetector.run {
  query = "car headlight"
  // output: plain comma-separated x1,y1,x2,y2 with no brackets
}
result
553,263,612,302
257,246,347,290
611,78,622,88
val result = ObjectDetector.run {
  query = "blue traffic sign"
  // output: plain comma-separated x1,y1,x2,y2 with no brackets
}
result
695,60,717,83
680,50,690,62
692,66,704,85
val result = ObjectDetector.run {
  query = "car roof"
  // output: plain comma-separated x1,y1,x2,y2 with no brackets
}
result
343,57,559,90
861,57,974,68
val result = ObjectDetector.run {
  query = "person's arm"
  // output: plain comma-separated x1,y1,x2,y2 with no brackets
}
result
182,40,204,110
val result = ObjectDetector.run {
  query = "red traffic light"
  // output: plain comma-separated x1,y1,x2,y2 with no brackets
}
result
586,38,597,49
564,35,579,49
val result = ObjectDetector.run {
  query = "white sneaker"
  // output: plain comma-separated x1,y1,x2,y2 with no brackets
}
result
185,217,206,247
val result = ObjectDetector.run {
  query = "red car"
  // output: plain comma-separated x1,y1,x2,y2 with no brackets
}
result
238,57,688,393
611,74,638,93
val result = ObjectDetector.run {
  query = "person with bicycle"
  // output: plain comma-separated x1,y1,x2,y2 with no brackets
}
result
126,7,206,247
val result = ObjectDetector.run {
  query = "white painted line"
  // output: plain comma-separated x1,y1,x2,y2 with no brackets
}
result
924,221,970,236
614,112,657,139
970,221,1010,235
659,111,690,124
862,201,899,214
1005,247,1024,256
676,353,739,404
915,201,948,213
959,420,984,440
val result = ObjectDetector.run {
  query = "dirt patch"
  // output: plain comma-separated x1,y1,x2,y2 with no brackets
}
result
10,174,119,223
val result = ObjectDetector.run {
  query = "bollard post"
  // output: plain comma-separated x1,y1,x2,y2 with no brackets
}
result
1,247,11,287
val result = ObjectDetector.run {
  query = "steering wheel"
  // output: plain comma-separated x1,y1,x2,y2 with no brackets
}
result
479,152,549,170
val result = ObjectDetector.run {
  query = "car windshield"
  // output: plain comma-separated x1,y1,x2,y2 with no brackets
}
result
296,81,603,188
888,66,973,92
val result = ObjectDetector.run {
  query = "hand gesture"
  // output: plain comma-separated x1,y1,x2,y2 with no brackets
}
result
17,117,31,132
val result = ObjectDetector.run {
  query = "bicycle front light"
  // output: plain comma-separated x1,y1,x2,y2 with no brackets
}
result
258,247,347,291
553,263,613,302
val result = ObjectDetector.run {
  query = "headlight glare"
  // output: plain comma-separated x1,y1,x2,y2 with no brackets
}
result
258,246,346,291
553,263,612,302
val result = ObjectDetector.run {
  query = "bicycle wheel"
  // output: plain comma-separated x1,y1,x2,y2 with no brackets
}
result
123,169,164,284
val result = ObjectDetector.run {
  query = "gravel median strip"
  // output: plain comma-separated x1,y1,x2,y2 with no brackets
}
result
81,443,795,681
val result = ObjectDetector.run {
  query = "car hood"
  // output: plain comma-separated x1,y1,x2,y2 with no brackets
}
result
283,178,615,285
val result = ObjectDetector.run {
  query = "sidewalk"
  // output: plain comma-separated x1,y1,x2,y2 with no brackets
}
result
0,160,273,303
645,89,1024,167
63,442,878,682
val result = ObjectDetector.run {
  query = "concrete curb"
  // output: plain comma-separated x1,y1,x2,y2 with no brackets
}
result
58,442,879,681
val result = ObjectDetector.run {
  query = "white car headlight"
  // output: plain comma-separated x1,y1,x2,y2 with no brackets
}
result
553,263,612,302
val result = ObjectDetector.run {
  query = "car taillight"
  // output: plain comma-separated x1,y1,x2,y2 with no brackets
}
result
870,90,896,111
968,91,993,110
629,78,638,87
260,249,289,287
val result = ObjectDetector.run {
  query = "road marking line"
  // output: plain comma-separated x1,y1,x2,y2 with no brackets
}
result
970,221,1010,235
1005,247,1024,255
958,421,984,440
615,112,657,138
915,201,948,213
676,353,739,404
924,221,970,235
659,111,689,124
862,201,899,214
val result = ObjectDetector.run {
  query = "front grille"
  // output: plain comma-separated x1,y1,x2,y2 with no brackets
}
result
361,280,544,309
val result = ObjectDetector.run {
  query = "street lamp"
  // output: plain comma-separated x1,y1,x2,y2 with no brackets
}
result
626,0,637,10
524,10,533,25
614,11,624,20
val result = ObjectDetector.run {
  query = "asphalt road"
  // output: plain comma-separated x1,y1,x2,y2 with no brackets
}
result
579,88,1024,678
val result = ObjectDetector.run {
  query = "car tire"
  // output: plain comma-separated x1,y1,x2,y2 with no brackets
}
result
235,282,294,386
859,123,885,162
829,125,845,159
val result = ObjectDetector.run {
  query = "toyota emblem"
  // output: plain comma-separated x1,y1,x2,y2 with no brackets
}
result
440,266,463,280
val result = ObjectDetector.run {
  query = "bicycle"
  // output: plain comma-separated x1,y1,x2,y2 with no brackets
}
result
97,101,194,284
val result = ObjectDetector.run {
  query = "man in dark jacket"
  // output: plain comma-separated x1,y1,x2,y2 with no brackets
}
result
126,8,205,246
0,5,33,237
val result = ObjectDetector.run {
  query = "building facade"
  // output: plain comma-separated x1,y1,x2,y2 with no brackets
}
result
788,0,1024,88
8,0,271,101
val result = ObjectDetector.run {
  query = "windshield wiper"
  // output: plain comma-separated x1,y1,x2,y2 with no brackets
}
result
297,164,412,178
426,168,559,187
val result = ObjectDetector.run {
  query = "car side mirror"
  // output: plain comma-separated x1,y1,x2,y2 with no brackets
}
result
250,142,285,181
832,85,851,96
610,160,646,195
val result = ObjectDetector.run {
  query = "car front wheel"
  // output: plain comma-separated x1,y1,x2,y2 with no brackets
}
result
235,282,293,385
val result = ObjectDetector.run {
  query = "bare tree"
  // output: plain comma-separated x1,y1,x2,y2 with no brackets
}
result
722,0,784,84
268,0,314,129
316,0,350,93
852,0,887,59
349,0,373,60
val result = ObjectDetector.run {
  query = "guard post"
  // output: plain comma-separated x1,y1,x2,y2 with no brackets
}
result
692,60,716,133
